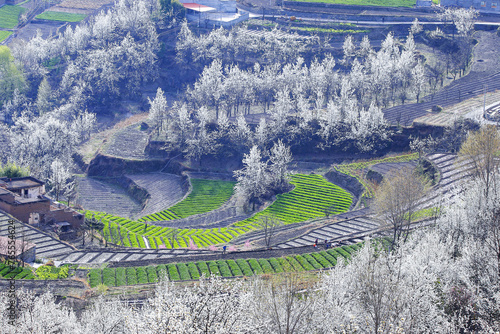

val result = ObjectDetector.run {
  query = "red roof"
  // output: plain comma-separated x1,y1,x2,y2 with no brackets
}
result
182,3,216,12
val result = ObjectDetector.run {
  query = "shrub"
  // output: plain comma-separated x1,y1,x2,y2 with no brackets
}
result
102,268,116,287
136,267,148,284
257,259,274,274
187,262,200,280
196,261,210,277
156,265,167,280
248,259,263,275
88,269,102,287
303,254,323,269
216,260,232,277
227,260,243,276
236,259,253,276
146,266,158,283
177,263,191,280
207,261,221,276
116,267,127,286
268,258,284,273
294,255,314,270
126,268,137,285
319,251,337,266
167,264,180,280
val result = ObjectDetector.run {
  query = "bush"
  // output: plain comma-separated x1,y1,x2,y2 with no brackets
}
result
196,261,210,277
187,262,200,280
126,268,137,285
116,267,127,286
136,267,148,284
227,260,243,276
167,264,180,280
303,254,322,269
207,261,221,276
156,265,168,280
248,259,263,275
268,258,284,273
432,105,443,112
146,266,158,283
295,255,314,270
102,268,116,287
216,260,232,277
177,263,191,280
88,269,102,287
319,251,337,266
257,259,274,274
236,259,253,276
311,253,331,268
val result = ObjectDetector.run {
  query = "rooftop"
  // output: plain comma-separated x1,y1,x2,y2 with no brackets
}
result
182,3,216,12
0,177,44,191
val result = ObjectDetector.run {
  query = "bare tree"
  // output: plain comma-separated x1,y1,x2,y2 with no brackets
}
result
374,167,427,250
255,215,283,248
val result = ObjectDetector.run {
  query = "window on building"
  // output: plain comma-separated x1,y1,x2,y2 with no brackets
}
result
492,2,497,7
481,1,486,6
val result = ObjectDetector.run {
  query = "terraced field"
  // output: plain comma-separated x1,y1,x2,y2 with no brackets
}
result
91,174,352,249
87,241,371,287
334,153,418,198
236,174,352,226
0,5,25,29
138,179,235,222
0,31,12,43
35,11,86,22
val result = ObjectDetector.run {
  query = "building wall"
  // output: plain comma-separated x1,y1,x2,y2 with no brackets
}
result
0,201,48,224
441,0,500,11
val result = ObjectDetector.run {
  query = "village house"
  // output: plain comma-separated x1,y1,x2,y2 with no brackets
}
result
0,177,83,231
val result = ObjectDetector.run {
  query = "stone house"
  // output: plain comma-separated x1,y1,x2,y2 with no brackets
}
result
440,0,500,12
0,177,84,230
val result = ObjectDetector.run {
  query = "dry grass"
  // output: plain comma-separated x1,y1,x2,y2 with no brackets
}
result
78,113,149,164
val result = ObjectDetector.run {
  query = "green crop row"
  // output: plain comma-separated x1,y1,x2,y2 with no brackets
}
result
87,243,364,287
138,179,235,223
0,262,36,280
237,174,352,226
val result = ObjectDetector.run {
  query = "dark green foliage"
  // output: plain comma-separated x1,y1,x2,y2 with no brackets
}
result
227,260,243,276
257,259,274,273
268,258,284,273
88,269,102,288
207,261,221,276
196,261,210,277
187,262,200,280
14,268,32,279
236,259,253,276
303,254,323,269
295,255,314,270
4,267,22,279
216,260,232,277
157,265,168,280
167,264,180,280
319,251,337,266
136,267,148,284
102,268,116,287
177,263,191,280
311,253,332,268
146,266,158,283
126,268,137,285
284,256,305,271
0,162,29,178
116,267,127,286
248,259,263,275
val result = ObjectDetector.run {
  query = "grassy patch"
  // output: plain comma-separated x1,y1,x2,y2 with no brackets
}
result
237,174,352,226
0,31,13,43
289,0,416,7
0,5,25,29
138,179,235,222
36,11,86,22
291,27,369,34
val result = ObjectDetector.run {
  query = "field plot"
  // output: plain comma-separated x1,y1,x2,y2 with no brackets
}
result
334,153,418,198
236,174,352,226
87,242,369,287
49,0,113,15
36,11,86,22
0,5,25,29
0,31,13,43
288,0,416,6
138,179,235,222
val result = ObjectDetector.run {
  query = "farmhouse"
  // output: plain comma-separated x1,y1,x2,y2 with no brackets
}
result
0,177,83,230
180,0,249,27
441,0,500,12
0,235,36,263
